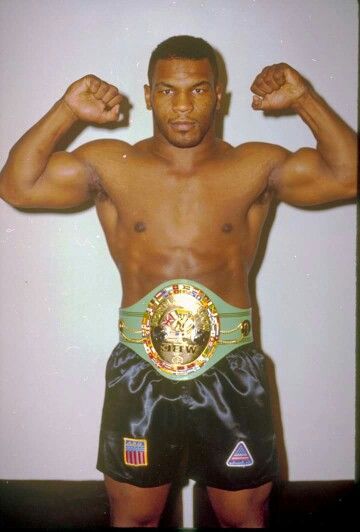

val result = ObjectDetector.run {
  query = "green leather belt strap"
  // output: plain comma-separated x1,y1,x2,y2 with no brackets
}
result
118,278,253,381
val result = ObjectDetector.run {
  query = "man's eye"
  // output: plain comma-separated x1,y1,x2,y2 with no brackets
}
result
193,88,206,94
161,89,173,95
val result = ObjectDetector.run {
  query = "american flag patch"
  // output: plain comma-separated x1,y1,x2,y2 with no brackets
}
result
226,441,254,467
123,437,148,467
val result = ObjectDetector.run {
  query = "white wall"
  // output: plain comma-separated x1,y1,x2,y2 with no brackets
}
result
0,0,356,494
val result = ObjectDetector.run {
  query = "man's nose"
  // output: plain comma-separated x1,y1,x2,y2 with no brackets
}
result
173,91,193,113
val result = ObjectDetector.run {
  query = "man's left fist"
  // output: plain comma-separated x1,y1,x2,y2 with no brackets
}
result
250,63,310,111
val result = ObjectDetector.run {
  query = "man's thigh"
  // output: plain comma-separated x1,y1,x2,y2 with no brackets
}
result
207,481,273,528
104,474,171,527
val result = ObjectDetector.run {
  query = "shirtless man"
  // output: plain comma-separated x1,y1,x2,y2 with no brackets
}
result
0,36,356,528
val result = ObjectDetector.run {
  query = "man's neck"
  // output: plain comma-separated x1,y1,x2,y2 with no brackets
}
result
150,131,220,172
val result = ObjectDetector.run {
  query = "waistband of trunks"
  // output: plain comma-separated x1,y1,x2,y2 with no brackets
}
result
118,278,253,381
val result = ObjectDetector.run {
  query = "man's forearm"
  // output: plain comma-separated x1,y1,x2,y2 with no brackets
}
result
293,90,357,183
0,99,77,197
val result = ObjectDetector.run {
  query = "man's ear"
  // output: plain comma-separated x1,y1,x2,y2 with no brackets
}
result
144,84,152,110
215,83,223,111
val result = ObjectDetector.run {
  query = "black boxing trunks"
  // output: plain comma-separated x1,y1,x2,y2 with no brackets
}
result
96,280,278,490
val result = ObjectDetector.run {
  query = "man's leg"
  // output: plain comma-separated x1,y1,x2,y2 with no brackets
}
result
104,475,171,527
207,481,272,528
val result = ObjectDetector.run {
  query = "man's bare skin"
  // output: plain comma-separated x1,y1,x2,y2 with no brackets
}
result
0,53,356,527
76,135,279,308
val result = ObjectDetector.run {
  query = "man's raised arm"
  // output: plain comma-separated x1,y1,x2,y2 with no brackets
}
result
0,75,122,209
251,63,357,206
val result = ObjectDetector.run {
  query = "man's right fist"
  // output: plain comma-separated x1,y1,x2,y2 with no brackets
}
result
62,75,122,124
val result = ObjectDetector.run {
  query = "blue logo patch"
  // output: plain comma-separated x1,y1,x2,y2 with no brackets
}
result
226,441,254,467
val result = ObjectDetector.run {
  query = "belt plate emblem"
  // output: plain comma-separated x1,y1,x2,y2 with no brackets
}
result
142,283,220,377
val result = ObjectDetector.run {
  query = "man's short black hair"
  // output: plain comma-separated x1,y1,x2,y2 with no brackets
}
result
147,35,218,84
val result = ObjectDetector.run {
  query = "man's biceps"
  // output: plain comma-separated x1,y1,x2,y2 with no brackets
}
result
275,163,348,206
33,154,91,200
278,178,351,207
27,178,91,208
274,148,330,190
289,148,332,179
44,151,89,181
29,154,92,206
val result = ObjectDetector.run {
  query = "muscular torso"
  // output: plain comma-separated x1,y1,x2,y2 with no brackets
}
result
81,138,283,307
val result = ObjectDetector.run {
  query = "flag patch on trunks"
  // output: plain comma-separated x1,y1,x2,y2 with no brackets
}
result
123,437,148,466
226,441,254,467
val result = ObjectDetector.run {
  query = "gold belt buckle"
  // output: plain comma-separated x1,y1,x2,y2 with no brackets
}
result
142,283,220,377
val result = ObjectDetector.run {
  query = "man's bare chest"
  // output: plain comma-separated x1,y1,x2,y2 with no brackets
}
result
91,153,274,273
95,156,270,229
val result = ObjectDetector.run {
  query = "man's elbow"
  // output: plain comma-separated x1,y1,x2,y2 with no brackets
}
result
338,164,358,200
0,178,33,208
342,140,358,199
344,177,358,200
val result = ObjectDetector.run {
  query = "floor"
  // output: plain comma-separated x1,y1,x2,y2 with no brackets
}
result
0,479,357,528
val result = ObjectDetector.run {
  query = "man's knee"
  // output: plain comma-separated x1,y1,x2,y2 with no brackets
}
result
207,481,272,528
109,496,162,527
217,498,269,528
104,476,171,527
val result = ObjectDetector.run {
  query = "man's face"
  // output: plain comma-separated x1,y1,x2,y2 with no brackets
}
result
144,58,222,148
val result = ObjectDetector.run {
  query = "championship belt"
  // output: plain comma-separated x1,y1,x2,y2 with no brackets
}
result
119,279,253,381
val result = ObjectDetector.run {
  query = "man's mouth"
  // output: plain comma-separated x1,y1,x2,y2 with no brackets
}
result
170,121,196,132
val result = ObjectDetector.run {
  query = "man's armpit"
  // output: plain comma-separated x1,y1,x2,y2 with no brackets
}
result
86,163,109,201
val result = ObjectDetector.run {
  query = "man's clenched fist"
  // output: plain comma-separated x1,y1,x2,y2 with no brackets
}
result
250,63,310,111
62,75,122,124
